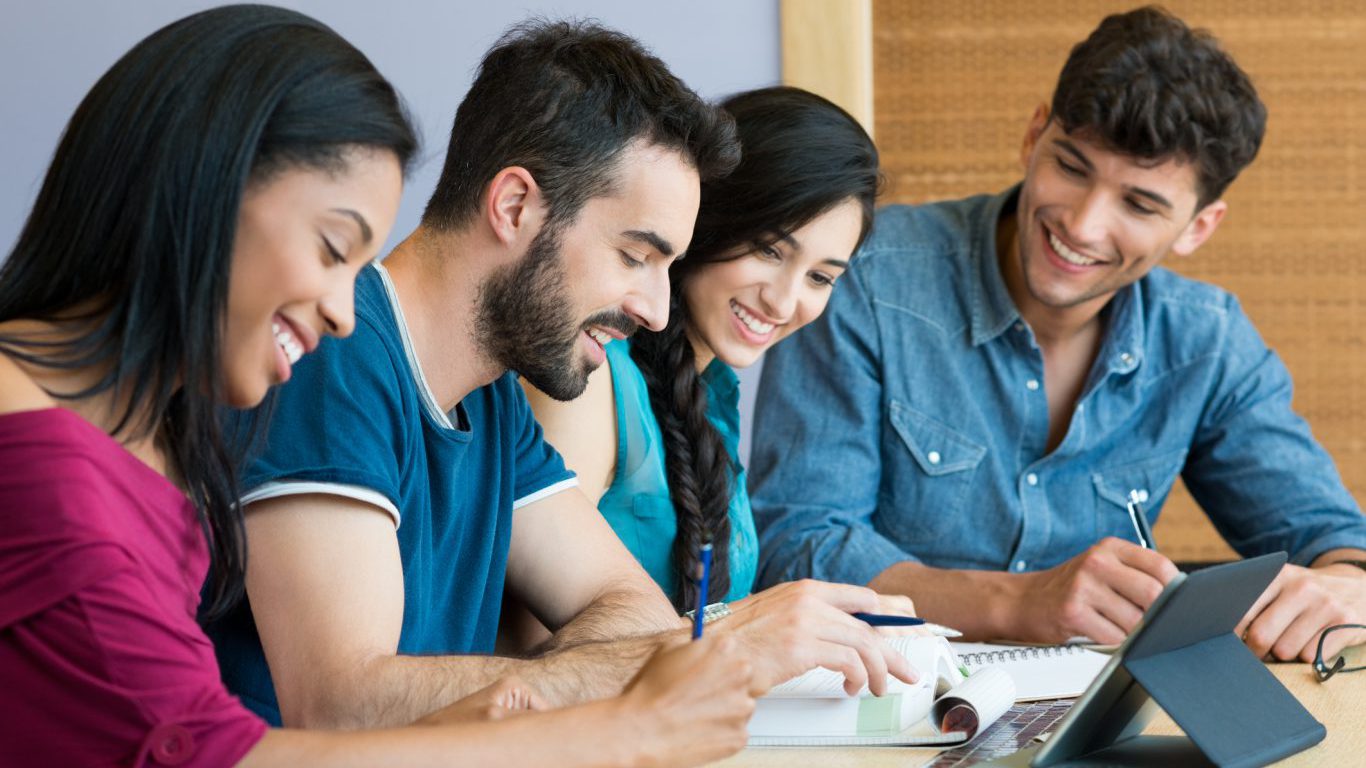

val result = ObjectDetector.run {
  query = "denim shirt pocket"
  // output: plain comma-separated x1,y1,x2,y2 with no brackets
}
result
1089,449,1189,542
884,400,987,543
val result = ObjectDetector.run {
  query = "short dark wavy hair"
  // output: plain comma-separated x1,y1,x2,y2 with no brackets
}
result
422,18,739,232
1051,5,1266,207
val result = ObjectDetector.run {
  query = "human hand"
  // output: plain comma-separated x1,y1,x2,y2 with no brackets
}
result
1017,537,1179,645
718,579,920,696
416,677,547,726
869,592,927,637
1236,563,1366,662
618,635,756,767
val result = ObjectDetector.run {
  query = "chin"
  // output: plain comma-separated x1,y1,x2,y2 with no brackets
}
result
222,377,270,410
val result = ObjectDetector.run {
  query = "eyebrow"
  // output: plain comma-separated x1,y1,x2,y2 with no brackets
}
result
1051,139,1176,211
776,231,850,270
331,208,374,244
623,229,675,257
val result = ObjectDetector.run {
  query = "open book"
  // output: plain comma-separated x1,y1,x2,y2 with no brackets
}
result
950,642,1110,702
747,636,1015,747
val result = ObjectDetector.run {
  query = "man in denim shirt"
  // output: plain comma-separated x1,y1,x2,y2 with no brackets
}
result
751,7,1366,663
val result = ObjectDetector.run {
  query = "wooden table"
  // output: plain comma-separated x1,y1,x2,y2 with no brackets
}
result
718,648,1365,767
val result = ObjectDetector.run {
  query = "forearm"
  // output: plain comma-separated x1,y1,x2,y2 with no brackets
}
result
544,581,682,648
868,560,1025,641
244,699,648,768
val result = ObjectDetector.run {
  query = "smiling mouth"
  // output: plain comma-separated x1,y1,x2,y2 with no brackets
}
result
1048,231,1102,267
273,321,304,364
730,300,776,335
586,328,612,347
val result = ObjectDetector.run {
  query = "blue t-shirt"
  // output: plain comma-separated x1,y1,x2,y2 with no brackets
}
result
597,339,757,603
207,263,576,725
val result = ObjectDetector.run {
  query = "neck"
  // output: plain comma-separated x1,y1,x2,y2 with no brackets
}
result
382,225,506,411
997,211,1108,348
687,327,716,374
1,316,170,477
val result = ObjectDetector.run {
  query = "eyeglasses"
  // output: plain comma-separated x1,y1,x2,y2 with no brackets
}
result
1313,624,1366,682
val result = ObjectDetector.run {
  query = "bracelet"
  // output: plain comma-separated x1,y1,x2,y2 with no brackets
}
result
682,601,732,624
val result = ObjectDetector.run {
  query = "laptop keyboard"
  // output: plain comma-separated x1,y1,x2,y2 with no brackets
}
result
921,700,1074,767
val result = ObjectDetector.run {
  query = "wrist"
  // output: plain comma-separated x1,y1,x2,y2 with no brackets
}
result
1319,559,1366,580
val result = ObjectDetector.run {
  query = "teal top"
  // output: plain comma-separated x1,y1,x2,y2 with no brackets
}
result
598,339,758,603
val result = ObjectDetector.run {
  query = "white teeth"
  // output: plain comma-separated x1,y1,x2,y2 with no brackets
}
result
587,328,611,347
273,320,303,364
1049,232,1099,266
730,301,775,335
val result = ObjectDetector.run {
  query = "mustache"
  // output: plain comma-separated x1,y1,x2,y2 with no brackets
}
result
581,310,638,339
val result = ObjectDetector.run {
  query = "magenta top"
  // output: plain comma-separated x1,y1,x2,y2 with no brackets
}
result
0,408,266,767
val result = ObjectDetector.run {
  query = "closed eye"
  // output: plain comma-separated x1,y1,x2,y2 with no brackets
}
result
618,249,645,268
1056,157,1086,178
756,243,783,262
808,271,837,287
323,238,347,265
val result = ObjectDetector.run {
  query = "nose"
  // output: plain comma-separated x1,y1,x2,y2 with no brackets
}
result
758,272,800,322
622,262,671,333
318,272,357,339
1066,189,1109,246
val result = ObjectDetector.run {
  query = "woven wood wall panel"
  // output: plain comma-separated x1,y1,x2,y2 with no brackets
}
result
873,1,1366,562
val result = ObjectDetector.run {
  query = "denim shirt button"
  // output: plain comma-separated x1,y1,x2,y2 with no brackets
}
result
927,450,941,465
1014,560,1028,571
1014,322,1024,332
1026,379,1040,391
1026,473,1039,486
1136,489,1149,503
1120,352,1135,367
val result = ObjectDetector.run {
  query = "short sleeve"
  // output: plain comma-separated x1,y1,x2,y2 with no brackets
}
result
502,374,577,508
0,553,266,767
236,314,409,511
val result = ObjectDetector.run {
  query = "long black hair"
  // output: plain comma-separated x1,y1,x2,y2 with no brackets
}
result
0,4,418,620
631,86,880,610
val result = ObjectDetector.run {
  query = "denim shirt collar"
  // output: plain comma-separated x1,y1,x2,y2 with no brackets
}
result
969,184,1147,376
969,186,1026,346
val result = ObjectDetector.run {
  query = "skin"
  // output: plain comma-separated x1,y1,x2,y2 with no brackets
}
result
521,199,923,696
870,105,1366,660
242,141,759,730
0,148,758,767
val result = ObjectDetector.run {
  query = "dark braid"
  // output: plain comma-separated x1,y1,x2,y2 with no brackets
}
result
630,86,880,610
632,296,733,611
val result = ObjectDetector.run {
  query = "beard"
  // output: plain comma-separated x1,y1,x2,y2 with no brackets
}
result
475,224,637,401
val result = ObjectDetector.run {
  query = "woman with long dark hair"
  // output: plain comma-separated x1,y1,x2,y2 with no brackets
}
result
524,86,915,641
0,6,753,766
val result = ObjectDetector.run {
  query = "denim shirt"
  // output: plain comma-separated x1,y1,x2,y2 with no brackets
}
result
750,186,1366,589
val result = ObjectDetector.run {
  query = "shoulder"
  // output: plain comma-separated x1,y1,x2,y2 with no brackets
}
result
0,348,57,416
1141,267,1248,339
1140,267,1266,369
830,195,995,324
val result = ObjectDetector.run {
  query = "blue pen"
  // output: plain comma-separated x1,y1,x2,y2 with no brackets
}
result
852,612,926,627
692,541,713,640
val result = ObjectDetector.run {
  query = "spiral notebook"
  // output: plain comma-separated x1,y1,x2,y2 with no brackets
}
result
949,642,1110,702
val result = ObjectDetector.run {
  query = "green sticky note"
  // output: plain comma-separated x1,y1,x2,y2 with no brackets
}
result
856,694,904,737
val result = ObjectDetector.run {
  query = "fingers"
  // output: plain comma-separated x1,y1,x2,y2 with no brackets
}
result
874,592,918,618
1235,572,1282,639
1108,539,1179,585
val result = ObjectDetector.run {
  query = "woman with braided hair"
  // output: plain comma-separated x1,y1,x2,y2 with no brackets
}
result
522,86,917,659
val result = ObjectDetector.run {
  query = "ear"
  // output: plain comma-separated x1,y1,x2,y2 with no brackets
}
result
1171,200,1227,256
1020,103,1051,171
483,167,543,247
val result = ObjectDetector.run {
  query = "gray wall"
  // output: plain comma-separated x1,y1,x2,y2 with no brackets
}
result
0,0,779,460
